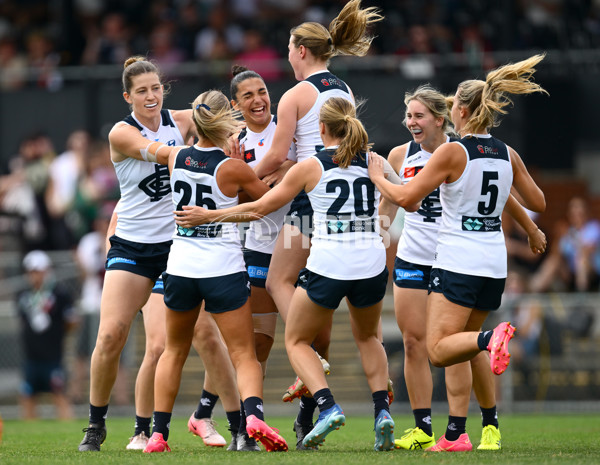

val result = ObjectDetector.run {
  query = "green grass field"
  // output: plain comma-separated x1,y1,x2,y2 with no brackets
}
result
0,413,599,465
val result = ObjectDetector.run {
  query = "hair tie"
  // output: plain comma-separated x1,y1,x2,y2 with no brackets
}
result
196,103,211,111
327,37,333,46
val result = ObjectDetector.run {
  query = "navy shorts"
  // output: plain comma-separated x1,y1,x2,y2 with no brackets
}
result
285,190,313,237
297,267,388,310
106,235,171,282
243,249,271,288
21,360,67,396
429,268,506,311
393,257,432,290
163,271,250,313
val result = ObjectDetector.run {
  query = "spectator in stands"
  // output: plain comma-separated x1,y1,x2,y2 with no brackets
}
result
504,208,544,274
0,132,54,250
24,31,63,91
194,5,243,61
17,250,76,419
233,28,283,82
0,36,27,91
45,130,91,250
531,196,600,292
82,12,132,65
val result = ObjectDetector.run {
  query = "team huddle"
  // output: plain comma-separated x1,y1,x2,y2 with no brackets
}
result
77,0,548,454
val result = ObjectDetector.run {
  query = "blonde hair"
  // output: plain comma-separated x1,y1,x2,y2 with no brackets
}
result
191,90,239,149
320,97,371,168
403,84,453,134
122,56,167,94
290,0,383,62
456,53,549,134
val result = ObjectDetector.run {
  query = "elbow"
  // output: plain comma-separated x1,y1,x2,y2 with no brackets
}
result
530,194,546,214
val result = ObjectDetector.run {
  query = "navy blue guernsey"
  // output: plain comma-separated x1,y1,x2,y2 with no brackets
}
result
305,72,349,94
460,135,509,162
173,146,227,176
123,109,175,130
315,148,368,171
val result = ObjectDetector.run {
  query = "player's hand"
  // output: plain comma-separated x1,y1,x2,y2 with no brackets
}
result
368,152,385,181
174,205,213,227
528,227,547,254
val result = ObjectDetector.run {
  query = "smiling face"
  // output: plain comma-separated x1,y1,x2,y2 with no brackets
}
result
123,72,163,121
405,99,444,148
232,77,271,131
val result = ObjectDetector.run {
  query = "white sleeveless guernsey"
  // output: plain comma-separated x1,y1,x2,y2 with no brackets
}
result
433,134,513,278
294,71,353,162
397,137,451,266
114,109,184,243
306,148,385,280
166,146,246,278
240,115,296,254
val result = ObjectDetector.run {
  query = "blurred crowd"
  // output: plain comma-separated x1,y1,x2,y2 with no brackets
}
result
1,0,600,90
0,129,119,251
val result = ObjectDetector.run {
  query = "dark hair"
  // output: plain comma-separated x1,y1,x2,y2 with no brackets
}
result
230,65,265,101
122,55,169,95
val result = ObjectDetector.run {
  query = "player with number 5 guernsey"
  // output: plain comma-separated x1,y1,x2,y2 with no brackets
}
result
368,55,548,421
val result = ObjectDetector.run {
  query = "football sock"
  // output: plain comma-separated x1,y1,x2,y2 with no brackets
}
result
152,411,172,440
89,404,108,426
445,415,466,441
226,410,241,435
372,390,390,418
194,390,219,419
242,396,264,421
313,388,335,412
134,415,151,436
480,405,499,428
297,395,317,426
413,408,433,436
477,330,493,350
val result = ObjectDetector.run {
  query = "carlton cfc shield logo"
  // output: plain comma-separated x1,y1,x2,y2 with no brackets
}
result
138,164,171,201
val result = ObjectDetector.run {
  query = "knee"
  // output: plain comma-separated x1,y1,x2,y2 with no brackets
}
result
95,326,127,356
426,341,446,368
402,333,426,359
144,342,165,365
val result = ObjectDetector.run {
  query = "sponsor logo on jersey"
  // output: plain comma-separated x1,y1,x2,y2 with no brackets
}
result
185,157,208,169
258,138,265,147
138,164,171,201
477,144,499,155
462,216,501,231
394,268,424,282
403,166,424,179
244,148,256,163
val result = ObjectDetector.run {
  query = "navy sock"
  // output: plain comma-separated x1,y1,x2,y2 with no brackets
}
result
134,415,151,436
445,415,466,441
195,390,219,419
296,395,317,426
372,390,390,418
226,410,241,434
313,388,335,413
413,408,433,436
89,404,108,426
480,405,499,428
242,396,264,421
477,330,493,350
152,411,172,440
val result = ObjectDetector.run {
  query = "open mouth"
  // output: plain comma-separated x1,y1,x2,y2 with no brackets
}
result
145,103,158,109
